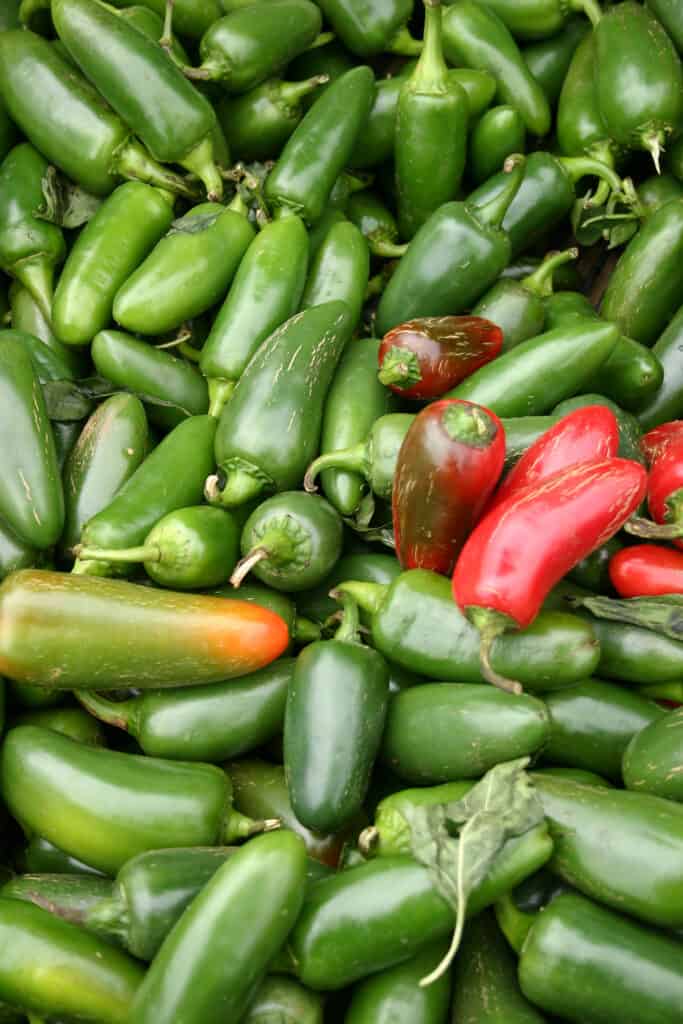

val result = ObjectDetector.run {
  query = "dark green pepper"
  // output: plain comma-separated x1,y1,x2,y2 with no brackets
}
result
297,551,402,625
284,591,389,832
217,76,328,161
557,32,616,169
519,890,683,1024
315,0,420,56
114,5,189,64
573,601,683,685
301,220,369,329
23,0,223,38
476,0,599,40
638,171,683,215
521,15,588,105
381,683,549,782
53,181,175,347
395,1,469,240
637,305,683,430
233,491,343,593
346,190,401,256
647,0,683,53
1,871,113,928
0,332,63,549
113,197,255,335
0,143,66,321
10,705,105,745
244,976,323,1024
77,658,293,761
567,535,623,592
208,301,351,508
344,940,451,1024
502,414,559,468
469,104,526,187
288,38,355,101
0,725,276,874
0,0,20,30
623,705,683,802
17,835,106,877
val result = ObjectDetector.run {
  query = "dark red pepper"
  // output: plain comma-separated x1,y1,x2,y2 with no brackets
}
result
610,543,683,597
377,315,503,400
392,399,505,575
452,458,648,693
626,436,683,547
641,421,683,465
487,406,620,513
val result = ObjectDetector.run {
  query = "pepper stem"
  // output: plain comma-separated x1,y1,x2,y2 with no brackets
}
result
14,259,54,326
387,23,424,56
411,0,447,92
378,346,422,389
467,606,523,695
304,441,367,493
182,55,231,83
208,379,236,419
441,403,498,446
230,547,270,588
474,155,526,229
308,30,335,49
75,690,133,731
205,467,268,508
642,130,665,175
521,247,579,299
293,616,322,645
222,810,280,844
72,544,161,565
329,588,361,644
278,75,330,107
624,516,683,540
84,895,129,947
574,0,602,27
358,825,380,858
116,139,200,200
180,135,223,202
368,239,409,259
160,0,175,52
333,580,386,616
560,155,627,208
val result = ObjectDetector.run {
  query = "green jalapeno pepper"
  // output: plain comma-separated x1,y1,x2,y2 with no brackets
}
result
300,220,369,330
244,976,323,1024
567,535,623,592
0,898,144,1023
519,890,683,1024
478,0,599,40
0,100,17,166
637,305,683,429
1,872,113,929
622,705,683,802
347,190,401,256
10,706,105,746
23,0,223,38
17,835,106,877
469,104,526,187
557,33,616,173
113,197,255,335
0,521,38,583
344,940,451,1024
9,283,86,376
0,568,289,689
128,831,307,1024
315,0,420,56
284,591,389,832
264,64,375,225
217,75,328,161
52,0,223,199
0,143,66,321
647,0,683,53
208,301,351,509
0,30,198,198
522,15,588,105
0,725,279,874
53,181,175,347
0,0,20,29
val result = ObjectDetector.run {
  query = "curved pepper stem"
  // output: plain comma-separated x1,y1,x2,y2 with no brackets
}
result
357,825,380,858
115,139,200,200
624,516,683,540
208,379,236,419
75,690,134,732
559,155,629,209
293,616,322,645
304,441,367,493
230,547,269,589
278,75,329,107
573,0,602,27
412,0,447,92
179,135,223,202
329,588,361,644
14,259,54,326
205,466,269,508
642,129,665,175
521,247,579,299
332,580,386,616
222,809,280,844
387,23,424,56
72,544,161,565
467,606,523,695
473,154,526,229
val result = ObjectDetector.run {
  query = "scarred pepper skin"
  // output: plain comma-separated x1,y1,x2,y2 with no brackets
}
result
128,831,307,1024
609,544,683,598
378,316,503,399
487,406,620,513
642,420,683,463
392,400,505,574
623,705,683,802
453,459,647,691
0,569,289,690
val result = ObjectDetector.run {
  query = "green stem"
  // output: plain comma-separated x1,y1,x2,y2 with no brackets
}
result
333,580,386,616
73,544,161,565
467,607,522,695
178,341,201,362
304,442,367,493
521,247,579,298
278,75,329,107
183,56,231,83
83,894,129,947
388,23,424,56
368,238,408,259
411,0,447,92
180,135,223,202
378,346,422,389
160,0,175,51
230,547,269,588
560,155,626,205
116,139,200,200
223,810,280,843
208,379,236,419
441,403,498,446
293,616,322,645
329,588,361,644
308,30,335,49
474,155,526,229
75,690,133,731
642,129,665,175
357,825,380,858
575,0,602,27
205,466,268,508
624,516,683,540
15,258,54,326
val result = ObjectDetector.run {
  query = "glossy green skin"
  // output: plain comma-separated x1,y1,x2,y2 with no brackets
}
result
0,143,66,303
91,658,293,761
245,976,323,1024
129,831,307,1024
315,0,412,56
478,0,582,40
114,203,255,335
0,31,133,196
240,491,343,593
595,2,683,153
289,37,354,94
62,393,149,555
470,104,526,187
442,1,551,136
319,338,396,516
92,330,208,430
544,291,663,411
532,772,683,927
468,152,576,258
637,305,683,429
522,16,588,105
89,846,236,960
519,891,683,1024
352,571,600,688
301,220,369,330
11,707,105,746
298,552,401,624
265,66,374,224
285,638,389,832
552,393,645,464
0,725,237,874
9,282,85,376
217,77,324,161
200,0,322,93
567,536,623,592
347,191,399,247
53,182,174,347
345,940,450,1024
214,302,351,500
601,202,683,346
556,32,611,160
0,898,143,1022
472,277,545,353
375,201,513,335
201,215,308,391
78,414,216,572
116,6,189,64
452,910,545,1024
0,521,37,582
448,320,618,416
18,836,106,877
639,172,683,215
648,0,683,53
53,0,216,166
1,872,113,929
228,759,346,867
623,706,683,801
0,333,63,549
139,505,240,589
543,679,665,782
382,683,549,783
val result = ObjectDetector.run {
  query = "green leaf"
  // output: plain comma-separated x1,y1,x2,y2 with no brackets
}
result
42,377,193,422
401,758,544,986
36,166,101,228
168,212,221,235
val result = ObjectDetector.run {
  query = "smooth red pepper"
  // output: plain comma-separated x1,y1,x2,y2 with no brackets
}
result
377,315,503,400
452,458,648,693
641,421,683,464
487,406,620,514
610,543,683,597
627,436,683,548
392,399,505,575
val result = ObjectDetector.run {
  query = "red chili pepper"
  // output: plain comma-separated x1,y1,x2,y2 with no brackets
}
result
626,436,683,548
641,421,683,464
377,316,503,400
452,458,648,693
486,406,620,514
392,399,505,575
609,543,683,597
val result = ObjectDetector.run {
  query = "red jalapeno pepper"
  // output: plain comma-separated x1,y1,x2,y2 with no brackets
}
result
487,406,620,513
452,457,648,693
393,399,505,575
377,316,503,400
626,435,683,547
641,420,683,464
609,543,683,598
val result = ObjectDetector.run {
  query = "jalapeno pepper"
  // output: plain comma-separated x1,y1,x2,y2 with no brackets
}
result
637,306,683,430
392,400,505,574
9,283,85,378
315,0,420,57
480,0,600,39
625,433,683,545
217,76,327,161
0,30,197,198
208,301,351,508
344,940,451,1024
1,872,113,929
470,104,526,187
0,523,38,584
521,15,588,105
622,705,683,801
609,543,683,598
17,836,106,877
557,32,616,173
300,220,369,329
567,535,623,592
648,0,683,53
244,976,323,1024
9,705,105,746
0,569,289,689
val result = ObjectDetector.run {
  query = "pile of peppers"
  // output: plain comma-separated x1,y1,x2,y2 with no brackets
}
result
1,0,683,1019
